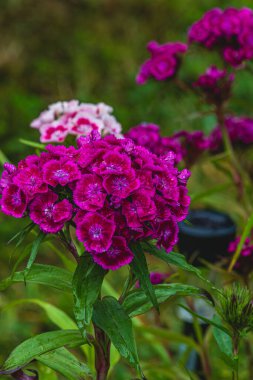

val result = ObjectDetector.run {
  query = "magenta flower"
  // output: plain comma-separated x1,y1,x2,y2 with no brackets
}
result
188,7,253,66
73,174,106,211
136,41,188,84
122,190,156,228
194,65,234,105
92,236,134,270
13,166,47,197
43,159,81,187
76,212,116,253
29,191,72,233
103,170,140,199
1,184,27,218
156,217,179,252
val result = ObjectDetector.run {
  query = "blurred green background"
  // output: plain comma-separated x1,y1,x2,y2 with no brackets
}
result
1,1,253,379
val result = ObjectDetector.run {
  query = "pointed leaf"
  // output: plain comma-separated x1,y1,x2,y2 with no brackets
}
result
25,230,45,275
73,255,107,335
123,283,204,317
130,243,159,311
37,347,93,380
0,330,86,375
144,242,220,296
0,264,73,292
93,297,140,370
19,139,45,150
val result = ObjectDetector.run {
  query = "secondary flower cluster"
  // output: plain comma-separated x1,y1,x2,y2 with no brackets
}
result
31,100,122,143
0,133,190,270
228,236,253,275
209,115,253,151
125,123,210,167
194,65,234,105
188,7,253,66
136,41,187,84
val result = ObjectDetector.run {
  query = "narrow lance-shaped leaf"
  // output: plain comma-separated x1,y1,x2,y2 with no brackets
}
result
73,255,107,336
144,242,221,296
93,297,141,372
0,330,87,375
123,283,204,318
130,242,159,312
0,264,73,292
36,347,93,380
25,230,45,275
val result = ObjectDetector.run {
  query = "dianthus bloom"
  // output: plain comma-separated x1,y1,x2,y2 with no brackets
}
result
188,8,253,66
31,100,122,143
125,123,184,163
0,133,190,271
194,65,234,105
136,41,188,84
209,115,253,152
136,271,168,287
228,236,253,275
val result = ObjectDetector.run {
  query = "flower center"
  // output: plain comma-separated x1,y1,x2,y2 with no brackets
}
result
112,177,128,191
54,169,68,179
89,224,103,239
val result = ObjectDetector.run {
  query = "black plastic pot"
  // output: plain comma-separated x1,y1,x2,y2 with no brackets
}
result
178,209,236,265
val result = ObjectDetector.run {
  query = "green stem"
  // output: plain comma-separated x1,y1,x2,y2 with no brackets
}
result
232,334,239,380
94,324,111,380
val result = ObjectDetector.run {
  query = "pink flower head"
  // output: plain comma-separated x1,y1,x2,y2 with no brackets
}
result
103,170,140,199
13,165,47,197
194,65,234,105
31,100,122,143
73,174,106,211
122,190,156,228
1,184,27,218
76,212,116,253
43,159,81,187
188,7,253,66
0,163,17,194
29,191,72,233
137,41,188,84
92,236,134,270
156,217,179,252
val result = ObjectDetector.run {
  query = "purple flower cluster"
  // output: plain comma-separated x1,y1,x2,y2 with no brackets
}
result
125,123,210,167
228,236,253,274
188,8,253,66
136,41,187,84
194,65,234,105
125,123,184,164
0,133,190,270
31,100,122,143
209,115,253,151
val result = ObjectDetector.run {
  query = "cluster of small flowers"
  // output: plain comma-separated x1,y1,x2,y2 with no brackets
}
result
0,133,190,270
125,123,209,167
228,237,253,274
136,41,188,84
194,65,234,105
125,123,184,164
209,115,253,151
31,100,122,143
188,7,253,66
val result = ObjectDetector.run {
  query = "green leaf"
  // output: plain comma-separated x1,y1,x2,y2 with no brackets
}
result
93,297,140,370
37,347,93,380
123,283,204,317
144,242,220,296
178,304,231,335
7,222,35,247
0,330,86,375
25,230,45,275
73,255,106,336
19,138,45,150
4,299,77,330
0,264,73,292
130,242,159,312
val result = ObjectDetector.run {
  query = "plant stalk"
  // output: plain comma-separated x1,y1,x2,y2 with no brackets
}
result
94,324,111,380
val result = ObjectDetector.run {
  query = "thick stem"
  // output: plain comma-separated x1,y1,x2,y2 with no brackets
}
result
232,334,239,380
94,324,111,380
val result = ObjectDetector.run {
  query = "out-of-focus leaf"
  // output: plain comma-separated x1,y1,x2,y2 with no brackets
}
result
123,283,204,317
0,330,86,375
19,139,45,150
130,243,159,312
93,297,141,371
4,298,77,330
37,347,93,380
0,264,73,292
73,255,106,337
